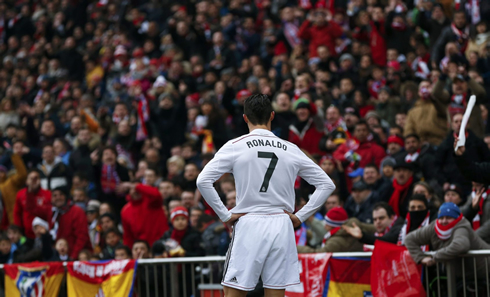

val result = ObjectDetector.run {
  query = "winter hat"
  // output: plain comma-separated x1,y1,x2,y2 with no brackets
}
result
294,97,311,111
444,184,463,198
380,157,396,169
339,53,355,64
153,75,167,88
437,202,461,219
171,206,189,223
32,217,49,231
387,135,404,147
352,180,369,191
324,207,348,227
86,200,101,212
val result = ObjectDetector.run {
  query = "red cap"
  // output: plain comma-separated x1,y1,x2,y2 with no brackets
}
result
387,60,401,71
387,135,404,147
319,154,336,168
324,207,348,227
171,206,189,222
132,48,144,58
237,89,252,99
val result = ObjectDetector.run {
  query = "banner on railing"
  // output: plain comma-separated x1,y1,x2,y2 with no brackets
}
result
285,253,331,297
4,262,65,297
66,259,137,297
325,258,372,297
371,241,426,297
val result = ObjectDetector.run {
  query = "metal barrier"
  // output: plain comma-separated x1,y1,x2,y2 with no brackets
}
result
0,251,489,296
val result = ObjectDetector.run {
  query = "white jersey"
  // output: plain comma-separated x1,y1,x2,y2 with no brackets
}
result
197,128,336,223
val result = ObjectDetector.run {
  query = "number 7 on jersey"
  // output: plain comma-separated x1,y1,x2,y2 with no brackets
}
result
258,152,278,192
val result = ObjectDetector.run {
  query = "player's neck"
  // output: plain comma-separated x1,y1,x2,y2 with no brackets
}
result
248,124,270,132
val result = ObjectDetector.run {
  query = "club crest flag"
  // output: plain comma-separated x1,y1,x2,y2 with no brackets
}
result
4,262,65,297
325,258,372,297
66,260,137,297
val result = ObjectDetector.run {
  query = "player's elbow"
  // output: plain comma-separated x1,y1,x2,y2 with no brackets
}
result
196,174,209,190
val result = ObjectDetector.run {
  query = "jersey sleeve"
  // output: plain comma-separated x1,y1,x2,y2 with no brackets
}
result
295,150,336,223
196,141,234,222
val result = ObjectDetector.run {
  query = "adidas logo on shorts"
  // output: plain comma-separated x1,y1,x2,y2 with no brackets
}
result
229,276,238,283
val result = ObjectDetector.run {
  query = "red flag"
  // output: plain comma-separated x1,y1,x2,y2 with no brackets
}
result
285,253,331,297
371,240,426,297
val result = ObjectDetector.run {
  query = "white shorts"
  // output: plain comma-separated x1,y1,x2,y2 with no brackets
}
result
221,213,300,291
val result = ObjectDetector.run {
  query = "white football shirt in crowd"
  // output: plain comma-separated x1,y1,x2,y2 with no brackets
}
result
197,128,336,223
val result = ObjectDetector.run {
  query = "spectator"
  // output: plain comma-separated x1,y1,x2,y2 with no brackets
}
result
325,194,342,212
69,127,99,177
344,180,378,224
14,170,51,239
443,184,466,207
404,81,448,146
333,120,386,170
384,157,417,218
320,105,347,152
432,10,469,65
298,206,375,253
288,98,325,156
37,144,72,191
226,191,236,209
0,145,27,226
298,10,343,58
415,3,450,50
189,207,203,229
198,214,229,256
48,187,92,259
436,113,490,194
101,229,123,260
406,203,490,281
115,245,132,260
402,134,438,183
461,183,490,240
161,206,205,257
86,200,101,252
413,181,442,210
119,182,169,248
132,240,151,260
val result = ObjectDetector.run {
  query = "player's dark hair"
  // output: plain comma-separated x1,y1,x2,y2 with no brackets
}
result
409,194,429,209
373,202,395,217
244,94,273,125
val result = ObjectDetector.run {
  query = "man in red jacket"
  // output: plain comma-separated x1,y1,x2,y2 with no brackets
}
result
334,120,386,169
14,170,52,239
118,178,169,248
288,99,325,156
298,10,343,58
49,186,92,259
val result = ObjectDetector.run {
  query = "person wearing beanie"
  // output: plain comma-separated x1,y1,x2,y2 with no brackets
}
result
298,206,375,254
387,134,404,157
380,156,396,179
443,184,465,206
288,97,325,156
119,182,169,249
405,202,490,282
30,185,92,259
160,206,204,258
32,216,55,261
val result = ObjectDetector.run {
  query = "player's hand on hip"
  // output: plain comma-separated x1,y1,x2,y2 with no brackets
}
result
227,213,246,227
284,210,302,228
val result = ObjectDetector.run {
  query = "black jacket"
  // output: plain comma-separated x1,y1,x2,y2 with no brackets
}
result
435,130,490,194
93,162,130,216
432,24,465,64
162,228,205,257
403,144,438,183
37,160,72,191
455,151,490,184
69,144,93,178
416,11,451,50
344,191,379,224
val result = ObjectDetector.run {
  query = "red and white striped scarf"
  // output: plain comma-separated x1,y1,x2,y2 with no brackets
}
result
435,213,463,240
412,56,430,80
375,215,398,237
135,94,149,141
451,92,467,107
472,188,490,230
456,0,481,24
321,227,341,247
325,117,345,133
451,23,470,53
398,211,430,251
405,149,420,163
284,22,302,48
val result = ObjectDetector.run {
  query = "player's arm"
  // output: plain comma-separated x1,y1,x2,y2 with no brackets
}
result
295,152,336,223
197,142,234,223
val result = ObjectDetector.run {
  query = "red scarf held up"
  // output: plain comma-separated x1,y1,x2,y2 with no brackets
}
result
101,164,120,194
321,227,341,247
435,213,463,240
389,176,414,217
472,188,490,230
171,227,188,245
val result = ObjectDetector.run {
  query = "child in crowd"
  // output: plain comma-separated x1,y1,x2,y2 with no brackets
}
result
102,228,123,259
114,245,132,260
161,206,204,257
51,238,71,261
0,234,15,264
32,217,53,261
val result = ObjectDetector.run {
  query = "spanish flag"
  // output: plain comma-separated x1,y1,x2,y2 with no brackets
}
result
4,262,65,296
66,260,137,297
325,258,372,297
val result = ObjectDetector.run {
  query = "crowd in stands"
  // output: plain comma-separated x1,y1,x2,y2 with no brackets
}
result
0,0,490,294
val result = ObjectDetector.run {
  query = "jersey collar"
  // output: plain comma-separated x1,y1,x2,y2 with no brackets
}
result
249,129,275,136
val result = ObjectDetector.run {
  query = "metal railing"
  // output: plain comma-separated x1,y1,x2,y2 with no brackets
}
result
0,251,489,296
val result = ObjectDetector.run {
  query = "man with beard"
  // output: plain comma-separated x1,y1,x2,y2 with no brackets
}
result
288,98,325,156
